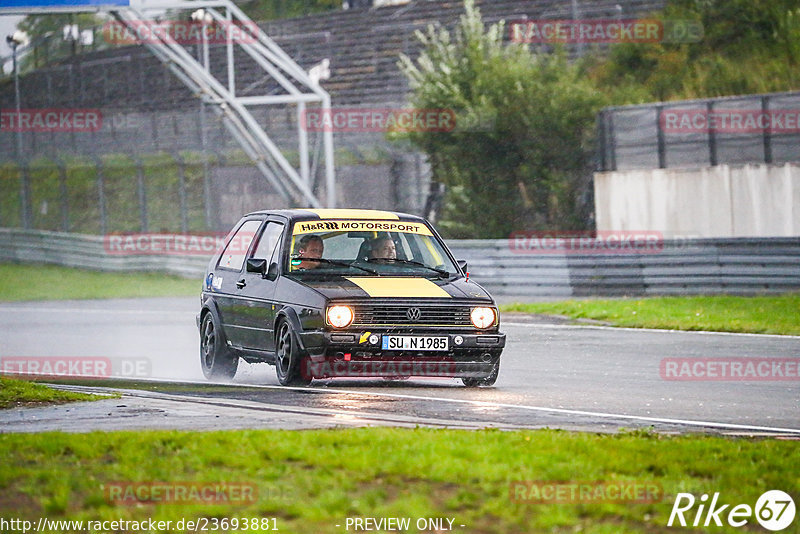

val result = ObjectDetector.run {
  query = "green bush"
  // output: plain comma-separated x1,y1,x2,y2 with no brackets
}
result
590,0,800,101
399,0,608,238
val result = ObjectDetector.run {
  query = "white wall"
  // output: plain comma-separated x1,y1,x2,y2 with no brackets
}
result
594,163,800,237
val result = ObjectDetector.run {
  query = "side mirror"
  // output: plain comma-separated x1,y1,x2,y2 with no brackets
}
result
457,259,468,272
246,258,267,275
266,262,279,281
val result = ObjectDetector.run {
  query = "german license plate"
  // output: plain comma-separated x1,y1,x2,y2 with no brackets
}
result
382,335,448,351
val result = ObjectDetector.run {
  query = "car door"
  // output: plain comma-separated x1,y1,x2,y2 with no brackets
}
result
232,218,286,352
214,218,263,349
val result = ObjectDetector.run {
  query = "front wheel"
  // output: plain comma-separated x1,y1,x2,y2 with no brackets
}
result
275,320,312,386
461,360,499,387
200,312,239,381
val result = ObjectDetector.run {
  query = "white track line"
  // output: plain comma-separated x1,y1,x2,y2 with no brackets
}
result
29,374,798,435
240,384,800,434
502,322,800,339
52,384,526,431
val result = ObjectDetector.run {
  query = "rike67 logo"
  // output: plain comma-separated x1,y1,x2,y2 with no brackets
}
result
668,490,795,531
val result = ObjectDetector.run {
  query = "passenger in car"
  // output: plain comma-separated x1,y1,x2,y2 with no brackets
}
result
369,235,397,261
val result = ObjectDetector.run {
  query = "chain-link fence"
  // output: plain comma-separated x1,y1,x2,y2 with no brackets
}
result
1,1,340,74
0,36,424,233
2,0,682,235
597,91,800,171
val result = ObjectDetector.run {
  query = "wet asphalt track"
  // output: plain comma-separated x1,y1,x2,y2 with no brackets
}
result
0,298,798,435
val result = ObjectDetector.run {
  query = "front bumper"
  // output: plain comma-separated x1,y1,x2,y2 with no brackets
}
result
298,330,505,379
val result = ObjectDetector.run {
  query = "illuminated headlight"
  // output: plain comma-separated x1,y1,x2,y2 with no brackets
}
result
326,305,354,328
470,307,496,329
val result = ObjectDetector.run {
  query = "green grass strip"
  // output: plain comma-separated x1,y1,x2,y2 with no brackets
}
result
501,294,800,335
0,376,114,409
0,428,795,532
0,263,199,302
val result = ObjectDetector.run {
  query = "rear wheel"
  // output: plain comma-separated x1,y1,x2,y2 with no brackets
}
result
275,320,312,386
461,360,499,387
200,312,238,380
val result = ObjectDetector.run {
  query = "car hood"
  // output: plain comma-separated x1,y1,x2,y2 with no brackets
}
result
295,276,494,302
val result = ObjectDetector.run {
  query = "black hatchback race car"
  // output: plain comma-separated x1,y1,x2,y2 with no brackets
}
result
197,209,505,386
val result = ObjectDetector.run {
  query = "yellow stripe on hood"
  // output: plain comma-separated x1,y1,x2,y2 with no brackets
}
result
345,277,451,298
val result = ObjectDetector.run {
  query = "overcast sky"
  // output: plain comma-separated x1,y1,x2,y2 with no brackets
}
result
1,15,24,73
0,15,24,55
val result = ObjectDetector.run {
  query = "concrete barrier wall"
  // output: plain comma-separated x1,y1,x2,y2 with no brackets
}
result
2,228,799,298
594,163,800,237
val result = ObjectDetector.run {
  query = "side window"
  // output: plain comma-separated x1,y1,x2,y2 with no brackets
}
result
218,220,262,271
252,221,285,264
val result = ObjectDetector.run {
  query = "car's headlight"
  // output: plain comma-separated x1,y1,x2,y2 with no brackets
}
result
470,307,496,329
327,305,354,328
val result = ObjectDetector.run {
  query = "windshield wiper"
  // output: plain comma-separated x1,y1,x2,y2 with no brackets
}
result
293,257,379,275
365,258,449,277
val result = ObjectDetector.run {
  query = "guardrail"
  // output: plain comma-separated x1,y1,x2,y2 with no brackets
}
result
0,229,209,279
2,229,799,297
443,238,800,297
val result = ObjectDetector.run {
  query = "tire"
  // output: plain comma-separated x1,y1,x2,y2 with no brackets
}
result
275,320,312,386
200,312,239,381
461,360,499,387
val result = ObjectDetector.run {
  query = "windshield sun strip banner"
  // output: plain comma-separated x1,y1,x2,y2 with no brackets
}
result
292,219,433,236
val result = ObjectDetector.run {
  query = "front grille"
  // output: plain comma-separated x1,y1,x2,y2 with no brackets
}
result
352,305,472,326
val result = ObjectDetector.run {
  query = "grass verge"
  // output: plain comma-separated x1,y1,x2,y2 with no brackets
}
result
501,294,800,336
0,428,796,533
0,376,115,409
0,263,199,301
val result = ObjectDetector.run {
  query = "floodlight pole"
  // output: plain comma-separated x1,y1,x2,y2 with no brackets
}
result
322,94,335,207
571,0,584,57
196,17,212,229
8,37,30,228
298,101,310,188
9,40,23,161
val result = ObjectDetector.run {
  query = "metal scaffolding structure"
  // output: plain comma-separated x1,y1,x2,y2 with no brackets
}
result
1,0,337,208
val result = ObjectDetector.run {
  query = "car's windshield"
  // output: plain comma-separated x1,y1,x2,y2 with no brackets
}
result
286,219,458,278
